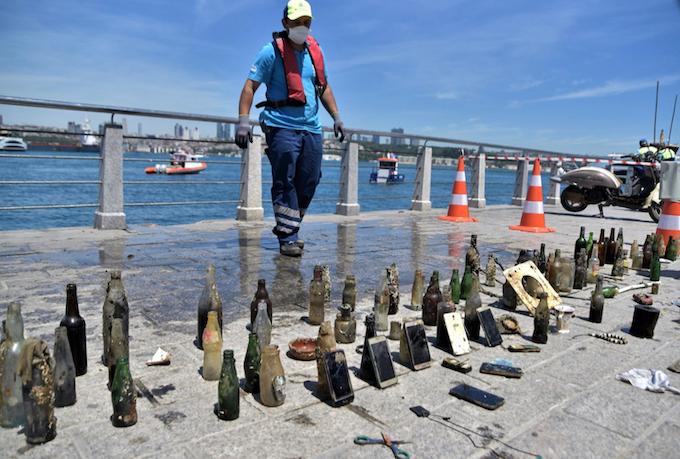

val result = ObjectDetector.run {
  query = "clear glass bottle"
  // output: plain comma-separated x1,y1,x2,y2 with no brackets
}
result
53,327,76,407
587,257,600,284
110,357,137,427
0,302,26,428
60,283,87,376
253,301,272,352
309,266,326,325
259,345,285,407
250,278,272,326
342,275,357,311
243,333,260,394
216,350,239,421
202,311,222,381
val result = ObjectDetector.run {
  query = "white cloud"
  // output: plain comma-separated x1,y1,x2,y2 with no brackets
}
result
435,91,459,100
536,75,680,102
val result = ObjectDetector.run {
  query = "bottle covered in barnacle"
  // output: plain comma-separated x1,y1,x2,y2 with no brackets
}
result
586,232,594,260
616,227,624,257
334,304,356,344
342,275,357,311
463,275,482,340
485,254,496,287
315,321,336,398
60,283,87,376
53,327,76,407
537,243,548,274
243,333,261,394
216,350,239,421
589,276,605,323
410,269,425,309
20,339,57,444
531,292,549,344
102,271,128,364
373,270,390,331
386,263,400,315
422,271,442,326
0,302,26,428
110,357,137,427
250,279,273,326
465,234,480,273
309,265,326,326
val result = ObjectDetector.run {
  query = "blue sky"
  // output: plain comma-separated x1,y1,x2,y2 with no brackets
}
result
1,0,679,155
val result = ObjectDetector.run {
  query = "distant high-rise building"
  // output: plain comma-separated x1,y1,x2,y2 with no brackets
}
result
174,123,183,138
193,127,200,140
183,126,190,140
372,135,380,144
137,123,142,136
216,122,232,140
411,137,421,147
390,128,405,146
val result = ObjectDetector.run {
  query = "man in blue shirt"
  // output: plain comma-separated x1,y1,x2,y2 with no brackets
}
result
236,0,345,257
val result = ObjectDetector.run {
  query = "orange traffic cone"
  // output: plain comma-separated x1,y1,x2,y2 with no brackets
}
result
656,200,680,246
509,158,555,233
438,156,478,223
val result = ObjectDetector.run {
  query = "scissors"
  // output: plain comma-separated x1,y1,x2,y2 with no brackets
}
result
354,432,411,459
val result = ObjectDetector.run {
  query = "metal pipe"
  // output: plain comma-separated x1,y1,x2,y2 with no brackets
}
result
125,200,242,207
123,180,242,185
0,180,100,185
653,80,659,143
0,153,101,160
0,203,99,211
122,157,240,164
668,94,677,142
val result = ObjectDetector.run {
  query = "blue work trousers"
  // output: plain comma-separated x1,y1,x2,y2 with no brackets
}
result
264,127,323,243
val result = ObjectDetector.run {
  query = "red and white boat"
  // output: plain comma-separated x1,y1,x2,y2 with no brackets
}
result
145,150,207,175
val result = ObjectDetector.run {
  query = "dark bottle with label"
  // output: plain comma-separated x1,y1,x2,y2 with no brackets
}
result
342,275,357,311
250,279,273,325
422,271,442,326
19,339,57,445
449,269,461,304
60,284,87,376
359,314,376,381
110,357,137,427
589,276,605,323
531,293,549,344
586,232,594,260
464,276,482,340
53,327,76,407
216,350,239,421
537,243,548,274
649,245,661,282
606,228,618,264
574,226,587,259
243,333,261,394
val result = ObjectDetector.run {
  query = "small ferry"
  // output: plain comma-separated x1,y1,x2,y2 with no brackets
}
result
369,153,405,184
0,137,28,151
145,150,207,175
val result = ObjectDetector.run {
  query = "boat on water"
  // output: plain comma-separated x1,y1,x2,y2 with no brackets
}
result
369,153,405,184
145,150,207,175
0,137,28,151
80,119,98,150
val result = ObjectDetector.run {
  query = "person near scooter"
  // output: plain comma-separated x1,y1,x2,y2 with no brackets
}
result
235,0,345,257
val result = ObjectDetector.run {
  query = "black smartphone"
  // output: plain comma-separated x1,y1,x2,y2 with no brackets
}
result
477,308,503,347
449,383,505,410
479,362,523,379
367,336,398,388
323,350,354,407
409,405,430,418
405,322,431,370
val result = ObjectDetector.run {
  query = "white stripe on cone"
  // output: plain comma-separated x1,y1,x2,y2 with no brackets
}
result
450,194,468,206
456,171,466,182
658,214,680,230
529,175,542,187
523,200,544,214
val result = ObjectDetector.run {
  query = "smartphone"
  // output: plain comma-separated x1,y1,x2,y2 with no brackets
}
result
477,308,503,347
507,344,541,353
323,350,354,407
479,362,523,379
449,383,505,410
409,405,430,418
367,336,398,389
405,322,432,370
444,312,470,356
442,357,472,374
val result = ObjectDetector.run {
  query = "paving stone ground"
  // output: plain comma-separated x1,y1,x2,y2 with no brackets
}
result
1,204,679,459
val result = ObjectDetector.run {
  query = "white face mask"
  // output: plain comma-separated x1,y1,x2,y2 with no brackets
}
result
288,26,310,45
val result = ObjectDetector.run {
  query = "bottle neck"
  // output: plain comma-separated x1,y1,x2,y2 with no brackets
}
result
66,287,80,316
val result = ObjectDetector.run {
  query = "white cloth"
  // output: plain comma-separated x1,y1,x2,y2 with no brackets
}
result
616,368,680,395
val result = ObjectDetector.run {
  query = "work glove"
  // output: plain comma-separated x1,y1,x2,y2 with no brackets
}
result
235,115,253,149
332,113,345,143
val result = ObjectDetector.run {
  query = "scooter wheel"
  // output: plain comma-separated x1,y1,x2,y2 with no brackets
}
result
561,185,588,212
648,201,661,223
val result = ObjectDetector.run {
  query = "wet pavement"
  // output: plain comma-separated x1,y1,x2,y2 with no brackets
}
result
0,205,679,458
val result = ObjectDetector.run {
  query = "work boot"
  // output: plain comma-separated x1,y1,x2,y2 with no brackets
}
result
280,242,303,257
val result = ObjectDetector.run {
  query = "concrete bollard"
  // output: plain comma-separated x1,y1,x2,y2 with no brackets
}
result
511,157,529,206
94,123,126,230
236,136,264,221
336,142,360,216
545,161,562,206
411,146,432,211
469,146,486,208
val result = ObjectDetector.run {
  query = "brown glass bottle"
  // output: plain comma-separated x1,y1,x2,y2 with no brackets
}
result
642,235,653,269
548,249,563,291
60,284,87,376
422,272,442,326
250,279,273,325
589,276,605,323
606,228,617,264
532,293,549,344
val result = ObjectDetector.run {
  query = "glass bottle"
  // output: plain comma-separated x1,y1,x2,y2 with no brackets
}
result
410,269,425,310
20,339,57,443
253,301,272,352
502,279,517,310
464,276,482,340
656,234,666,262
642,235,653,269
216,350,239,421
465,234,480,273
630,239,639,261
309,266,326,326
485,255,496,287
573,249,587,290
574,226,587,259
589,276,605,323
0,302,26,428
342,275,357,311
315,322,336,398
386,263,400,315
537,243,548,274
202,311,222,381
197,264,215,349
250,278,272,326
558,257,574,293
334,304,356,344
243,333,260,394
107,318,128,390
373,270,389,331
649,245,661,282
622,249,632,273
422,271,442,326
587,257,600,284
666,236,678,261
460,265,473,301
436,302,454,351
259,345,285,407
102,271,128,364
360,314,376,382
322,265,332,304
60,284,87,376
616,227,624,258
532,293,549,344
449,269,461,305
586,232,594,260
110,357,137,427
611,250,625,278
597,238,607,266
548,249,563,291
606,229,617,264
53,327,76,407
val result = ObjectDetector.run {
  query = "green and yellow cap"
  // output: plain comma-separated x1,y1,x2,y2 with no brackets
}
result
286,0,313,20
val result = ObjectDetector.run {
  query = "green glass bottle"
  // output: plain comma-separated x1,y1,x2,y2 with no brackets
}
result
665,236,677,261
110,357,137,427
574,226,587,259
449,269,461,304
585,232,594,260
460,265,473,301
216,350,239,421
243,333,260,394
649,245,661,282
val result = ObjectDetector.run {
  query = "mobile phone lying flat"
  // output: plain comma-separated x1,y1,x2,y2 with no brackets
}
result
442,357,472,374
507,344,541,353
479,362,523,379
449,383,505,410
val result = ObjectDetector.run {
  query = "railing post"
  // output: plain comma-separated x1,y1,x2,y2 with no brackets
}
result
411,146,432,211
511,156,529,206
94,123,126,230
546,161,561,205
236,136,264,221
336,141,360,216
468,146,486,208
